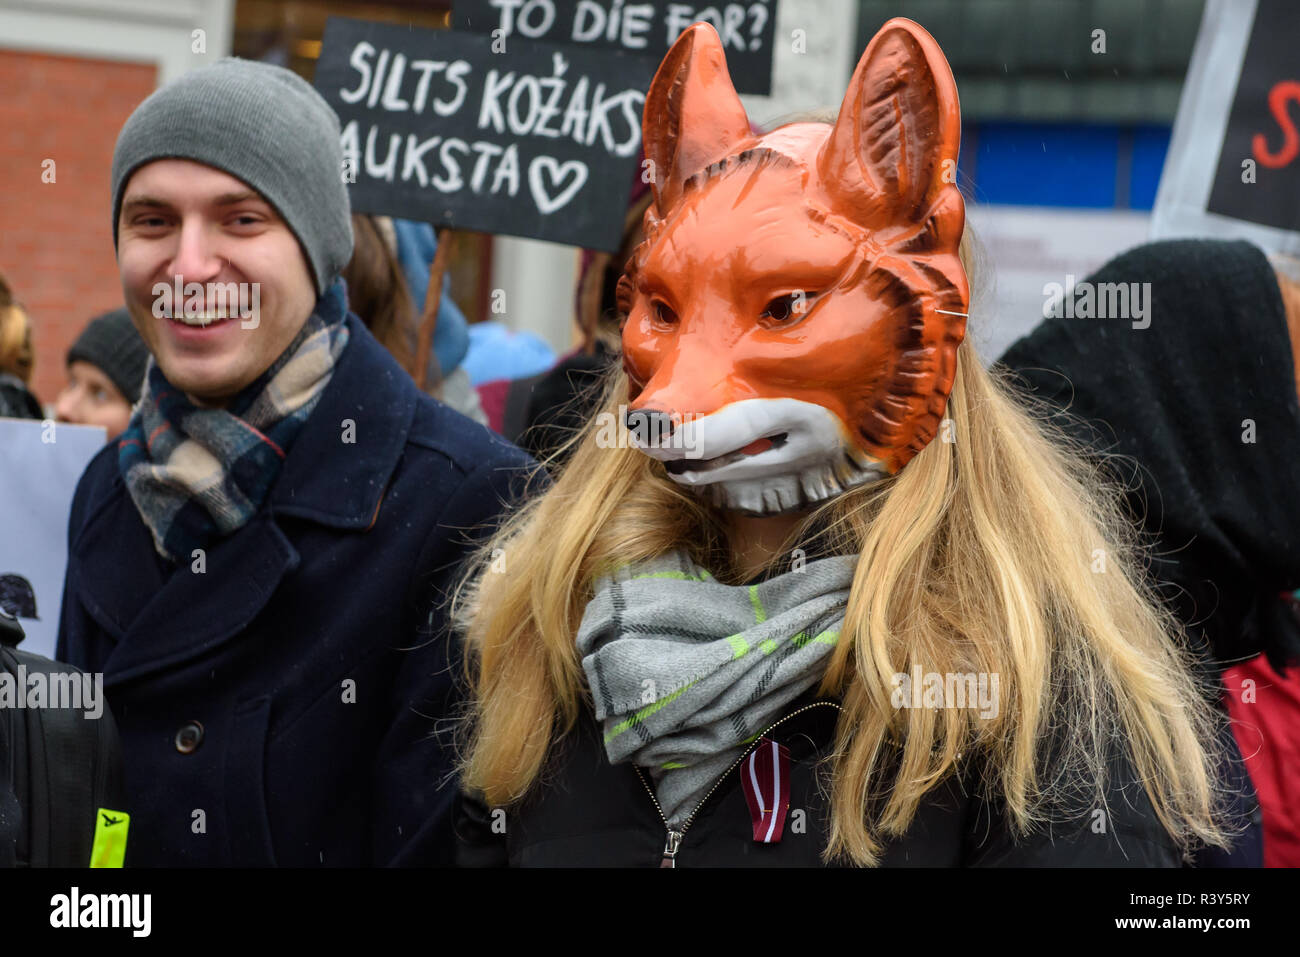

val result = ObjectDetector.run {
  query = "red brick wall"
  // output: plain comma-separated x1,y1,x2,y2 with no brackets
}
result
0,49,157,409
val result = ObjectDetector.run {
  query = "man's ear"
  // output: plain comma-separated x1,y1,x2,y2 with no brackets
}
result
642,23,754,212
817,17,962,241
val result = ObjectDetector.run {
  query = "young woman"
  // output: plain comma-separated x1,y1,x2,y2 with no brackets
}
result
452,19,1233,867
0,275,41,420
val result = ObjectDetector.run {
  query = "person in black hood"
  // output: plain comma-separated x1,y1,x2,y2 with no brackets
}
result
999,238,1300,677
998,237,1300,866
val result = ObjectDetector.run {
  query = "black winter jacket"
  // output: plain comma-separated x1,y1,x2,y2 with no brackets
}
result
455,691,1183,867
0,372,41,420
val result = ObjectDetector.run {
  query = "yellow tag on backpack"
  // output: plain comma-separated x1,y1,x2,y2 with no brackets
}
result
89,808,129,868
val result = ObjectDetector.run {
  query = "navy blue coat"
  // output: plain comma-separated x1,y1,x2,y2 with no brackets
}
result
57,315,538,866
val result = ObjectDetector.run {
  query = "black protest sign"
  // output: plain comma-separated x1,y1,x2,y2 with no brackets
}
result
1207,0,1300,232
314,17,655,251
455,0,776,95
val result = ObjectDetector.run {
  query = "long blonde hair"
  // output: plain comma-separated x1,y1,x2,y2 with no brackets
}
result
454,245,1232,866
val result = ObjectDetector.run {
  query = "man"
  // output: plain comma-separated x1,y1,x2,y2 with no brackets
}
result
55,307,149,440
56,58,537,865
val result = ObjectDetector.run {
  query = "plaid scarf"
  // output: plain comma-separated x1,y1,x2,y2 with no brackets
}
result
119,280,351,563
576,550,856,826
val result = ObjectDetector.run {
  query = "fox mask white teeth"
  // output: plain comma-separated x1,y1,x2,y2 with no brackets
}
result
628,399,888,514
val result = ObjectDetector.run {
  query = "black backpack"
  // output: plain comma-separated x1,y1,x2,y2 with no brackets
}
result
0,607,127,867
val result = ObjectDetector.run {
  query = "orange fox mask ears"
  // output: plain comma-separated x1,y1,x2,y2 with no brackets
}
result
618,19,969,516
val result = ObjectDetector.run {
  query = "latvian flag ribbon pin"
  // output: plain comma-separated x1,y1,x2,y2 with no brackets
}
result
741,738,791,843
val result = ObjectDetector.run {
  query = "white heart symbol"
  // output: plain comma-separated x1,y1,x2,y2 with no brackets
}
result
528,157,589,215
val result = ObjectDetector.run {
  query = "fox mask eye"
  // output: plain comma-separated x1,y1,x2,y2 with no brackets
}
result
760,293,814,326
646,291,818,330
652,299,679,326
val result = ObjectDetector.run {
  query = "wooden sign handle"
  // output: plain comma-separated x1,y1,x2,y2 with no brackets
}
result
414,227,453,392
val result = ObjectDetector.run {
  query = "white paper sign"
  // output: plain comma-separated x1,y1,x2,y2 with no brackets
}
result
0,418,106,660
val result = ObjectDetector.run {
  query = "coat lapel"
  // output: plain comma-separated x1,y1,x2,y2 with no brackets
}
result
69,481,167,647
76,500,300,688
269,315,416,528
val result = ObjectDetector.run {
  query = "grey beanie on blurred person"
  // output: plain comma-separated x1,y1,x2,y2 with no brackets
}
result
110,58,353,295
68,308,151,404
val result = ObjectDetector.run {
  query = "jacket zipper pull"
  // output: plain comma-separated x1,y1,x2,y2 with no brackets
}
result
660,829,683,868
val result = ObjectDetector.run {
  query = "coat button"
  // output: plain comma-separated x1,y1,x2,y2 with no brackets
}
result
174,721,204,754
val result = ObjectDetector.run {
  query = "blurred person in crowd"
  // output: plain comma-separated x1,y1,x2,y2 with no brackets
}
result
389,218,488,424
0,275,42,420
1000,238,1300,866
56,58,536,867
478,184,651,467
342,214,417,373
454,23,1233,867
54,307,149,439
461,320,555,387
342,213,486,424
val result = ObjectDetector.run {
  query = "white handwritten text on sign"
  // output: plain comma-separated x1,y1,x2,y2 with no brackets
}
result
315,18,654,250
456,0,777,94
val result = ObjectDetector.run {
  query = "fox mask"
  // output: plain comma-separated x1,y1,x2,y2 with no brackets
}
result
619,18,969,515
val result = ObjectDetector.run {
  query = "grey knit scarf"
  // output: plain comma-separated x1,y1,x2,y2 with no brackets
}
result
576,550,856,827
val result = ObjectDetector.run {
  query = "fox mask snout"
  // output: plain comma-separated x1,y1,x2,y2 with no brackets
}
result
620,18,969,516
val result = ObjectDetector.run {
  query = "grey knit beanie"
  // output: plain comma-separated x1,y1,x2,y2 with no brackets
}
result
67,308,150,404
111,58,353,295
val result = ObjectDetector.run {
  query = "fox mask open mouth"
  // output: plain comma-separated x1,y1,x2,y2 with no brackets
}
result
619,18,969,516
